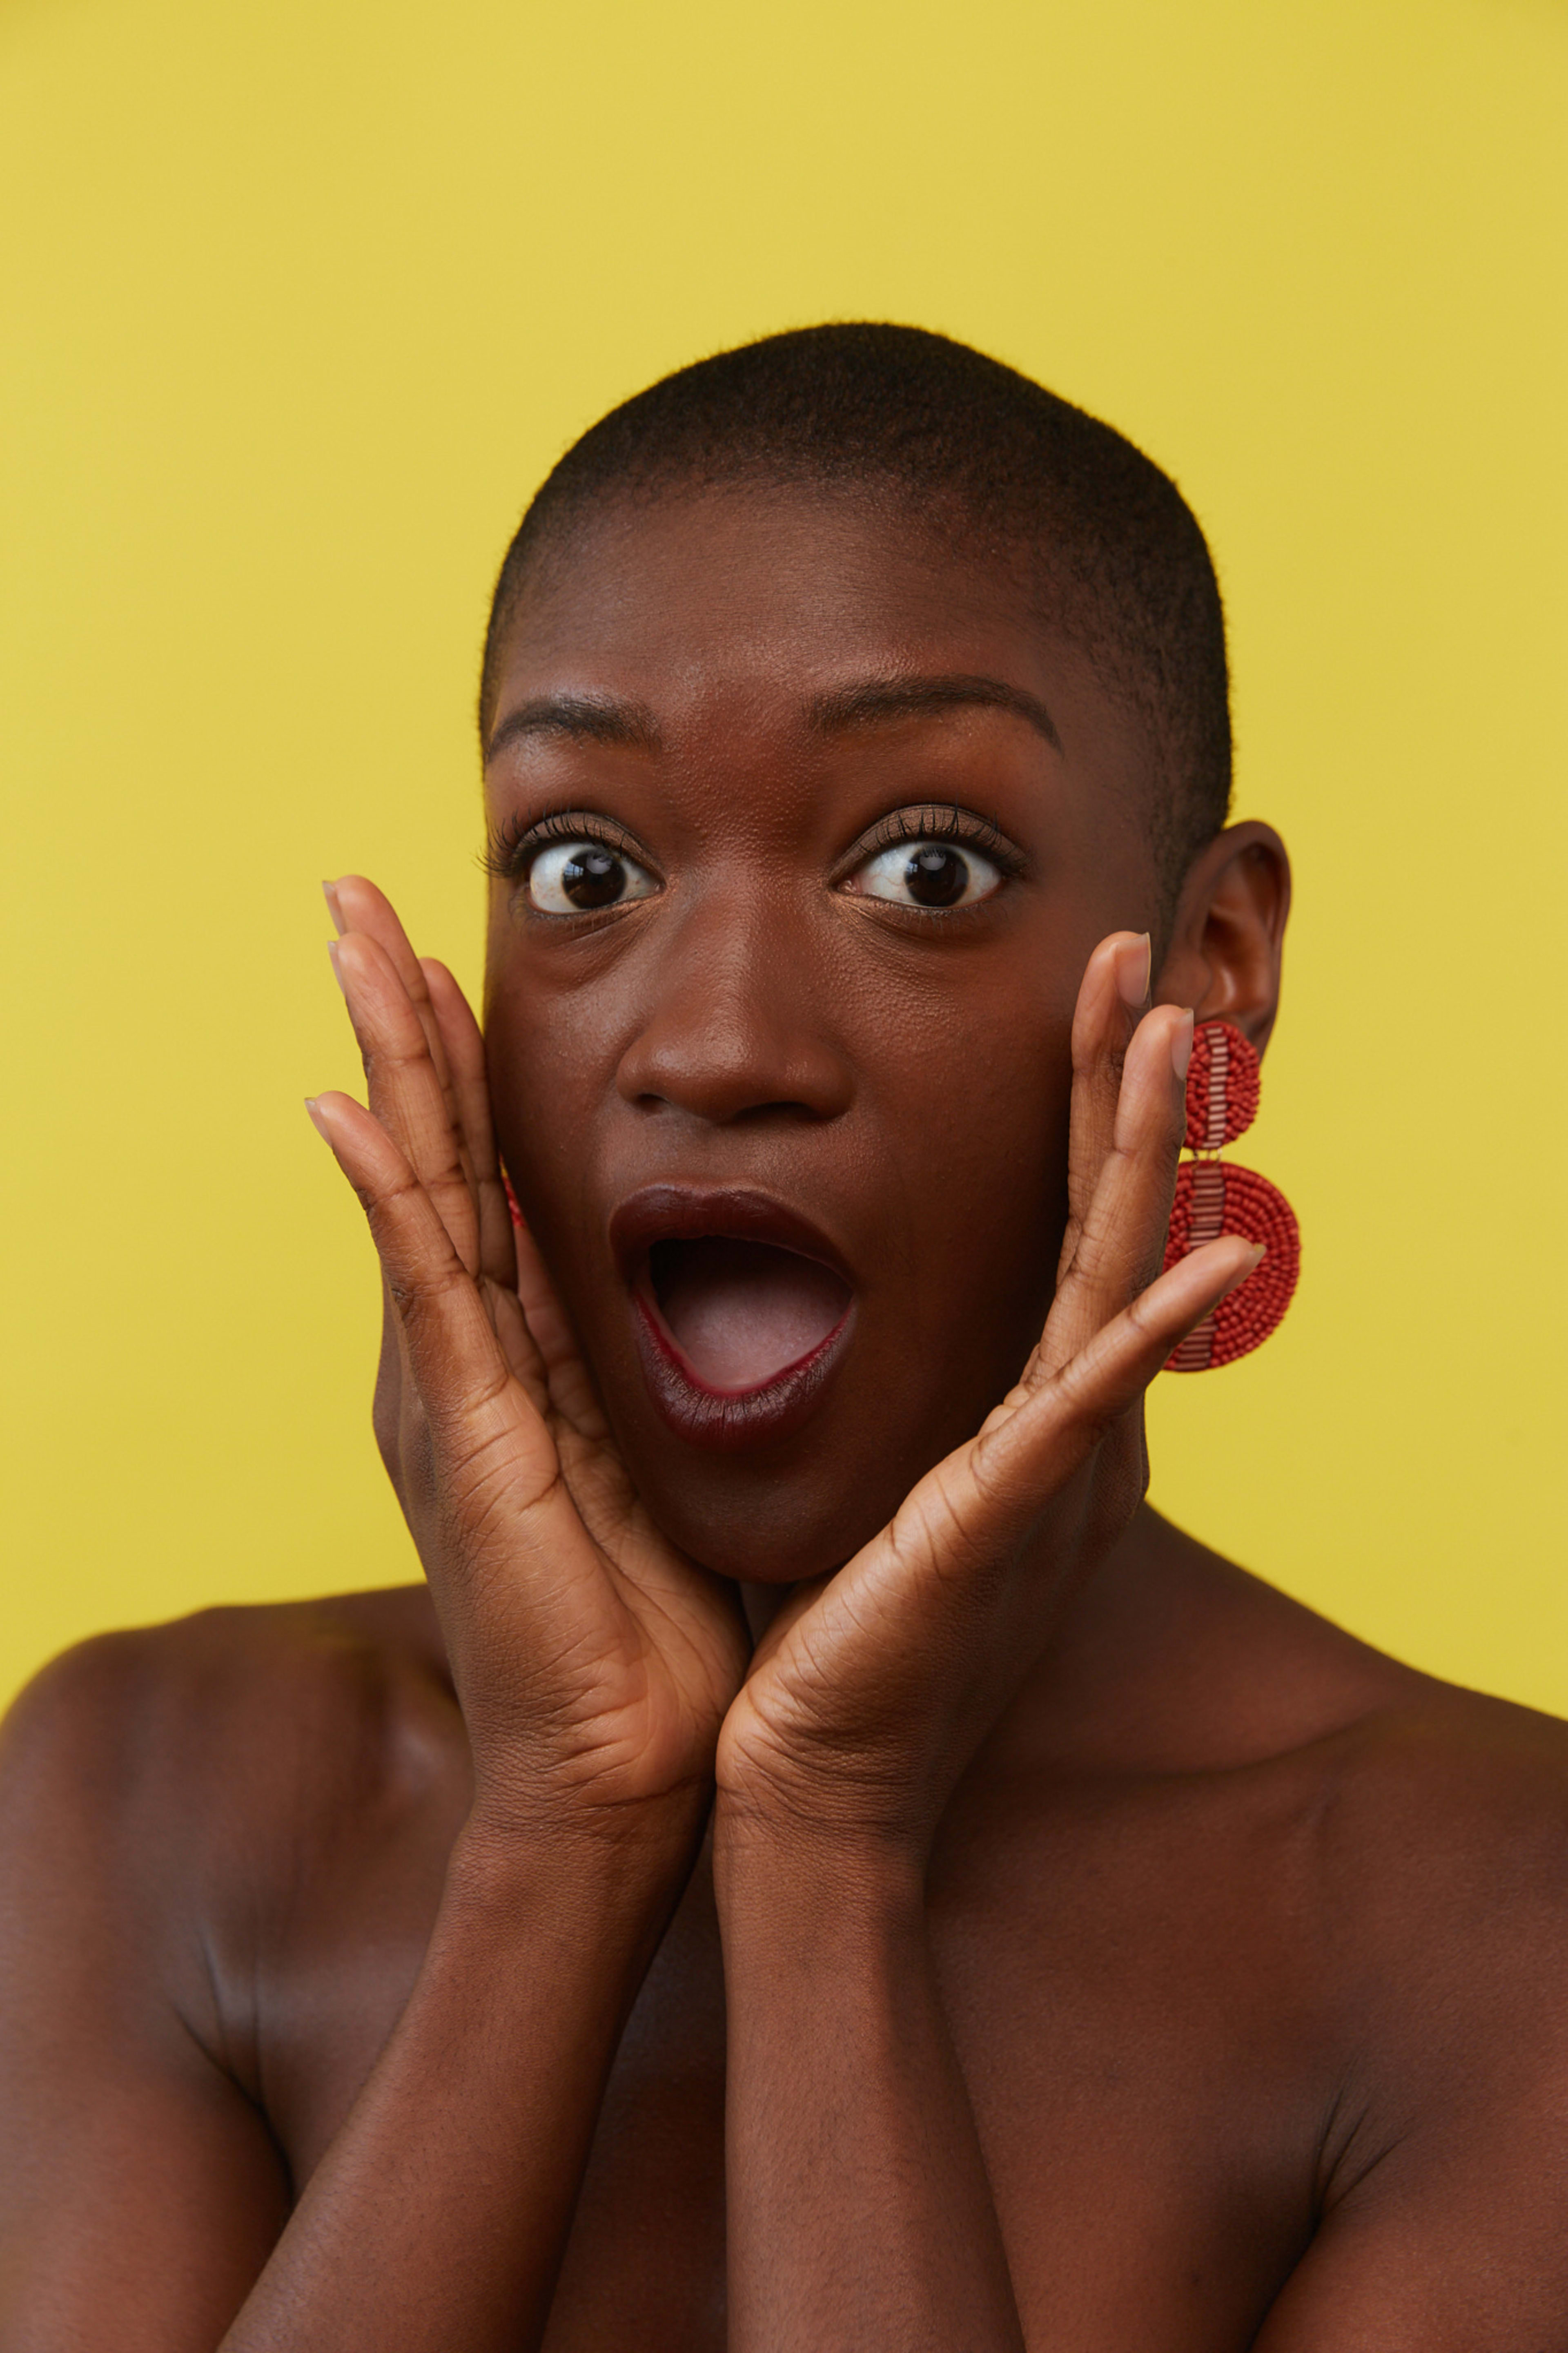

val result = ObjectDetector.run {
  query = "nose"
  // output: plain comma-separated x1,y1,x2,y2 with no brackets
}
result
614,890,854,1126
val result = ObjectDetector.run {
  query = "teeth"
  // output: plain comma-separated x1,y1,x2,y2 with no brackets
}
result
649,1237,851,1392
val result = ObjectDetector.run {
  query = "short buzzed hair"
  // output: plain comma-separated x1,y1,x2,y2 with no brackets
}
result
480,323,1232,893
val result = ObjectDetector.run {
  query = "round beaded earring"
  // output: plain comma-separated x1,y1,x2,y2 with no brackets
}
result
1161,1020,1300,1371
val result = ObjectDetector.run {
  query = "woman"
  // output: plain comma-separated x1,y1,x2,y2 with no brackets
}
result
4,325,1565,2350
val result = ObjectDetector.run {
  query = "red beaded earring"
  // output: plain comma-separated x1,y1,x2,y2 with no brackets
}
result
1161,1020,1300,1371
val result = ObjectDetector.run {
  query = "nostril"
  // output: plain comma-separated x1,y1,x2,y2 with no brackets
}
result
616,1022,853,1125
631,1089,826,1124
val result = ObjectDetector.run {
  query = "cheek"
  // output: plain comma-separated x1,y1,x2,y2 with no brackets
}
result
863,1010,1073,1377
480,970,616,1274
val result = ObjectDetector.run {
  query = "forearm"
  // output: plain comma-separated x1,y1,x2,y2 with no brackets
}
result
221,1812,695,2353
717,1818,1026,2353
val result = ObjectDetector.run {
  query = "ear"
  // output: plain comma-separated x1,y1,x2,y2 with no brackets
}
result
1154,821,1291,1056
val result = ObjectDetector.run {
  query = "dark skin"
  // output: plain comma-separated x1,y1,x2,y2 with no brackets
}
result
4,482,1568,2352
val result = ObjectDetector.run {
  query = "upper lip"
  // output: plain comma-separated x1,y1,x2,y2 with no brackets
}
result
608,1184,855,1290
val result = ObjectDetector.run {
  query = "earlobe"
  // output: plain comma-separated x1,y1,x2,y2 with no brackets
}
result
1154,821,1291,1055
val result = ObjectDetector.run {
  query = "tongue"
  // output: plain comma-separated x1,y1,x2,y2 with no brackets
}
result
649,1237,851,1392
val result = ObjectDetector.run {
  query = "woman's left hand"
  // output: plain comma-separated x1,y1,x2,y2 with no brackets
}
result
716,933,1259,1860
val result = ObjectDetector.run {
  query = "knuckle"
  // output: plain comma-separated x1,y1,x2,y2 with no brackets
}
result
359,1034,434,1105
384,1254,471,1324
893,1473,993,1589
376,1033,437,1077
425,1164,474,1214
1059,1349,1139,1444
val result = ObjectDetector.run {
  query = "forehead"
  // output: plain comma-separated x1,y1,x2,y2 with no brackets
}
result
494,487,1135,752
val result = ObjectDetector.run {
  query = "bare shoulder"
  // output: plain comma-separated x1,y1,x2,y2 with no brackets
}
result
1123,1546,1568,2331
1036,1512,1568,2000
1,1584,456,1832
1258,1616,1568,2275
1310,1663,1568,2003
0,1596,466,2329
1205,1533,1568,1909
1151,1517,1568,2065
0,1588,464,2012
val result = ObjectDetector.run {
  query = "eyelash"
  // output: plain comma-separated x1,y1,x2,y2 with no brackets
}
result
481,809,644,884
850,803,1024,879
481,802,1026,891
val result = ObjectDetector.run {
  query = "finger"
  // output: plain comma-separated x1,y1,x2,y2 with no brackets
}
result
332,932,480,1276
986,1233,1256,1504
509,1214,613,1439
326,876,470,1178
413,959,609,1435
307,1093,637,1668
891,1232,1260,1599
304,1091,556,1497
417,961,558,1416
419,957,517,1293
1058,931,1152,1286
1038,999,1192,1372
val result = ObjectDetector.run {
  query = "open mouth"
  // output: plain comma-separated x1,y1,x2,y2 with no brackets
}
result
611,1186,857,1449
646,1236,852,1394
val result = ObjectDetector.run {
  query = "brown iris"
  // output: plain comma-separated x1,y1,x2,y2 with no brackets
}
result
560,848,629,908
903,845,971,907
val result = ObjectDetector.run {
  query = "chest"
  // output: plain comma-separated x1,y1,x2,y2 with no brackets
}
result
245,1800,1333,2352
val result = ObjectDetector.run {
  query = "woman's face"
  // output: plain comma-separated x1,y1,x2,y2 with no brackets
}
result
483,484,1164,1581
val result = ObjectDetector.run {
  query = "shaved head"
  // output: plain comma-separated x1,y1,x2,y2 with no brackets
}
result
481,323,1233,896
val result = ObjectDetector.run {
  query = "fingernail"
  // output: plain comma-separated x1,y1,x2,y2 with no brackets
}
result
1117,932,1152,1008
327,939,346,995
322,880,345,935
1171,1008,1195,1082
1221,1241,1267,1298
304,1096,332,1142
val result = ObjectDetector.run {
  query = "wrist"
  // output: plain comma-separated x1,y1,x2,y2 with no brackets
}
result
449,1787,706,1933
713,1795,926,1949
714,1760,935,1871
463,1751,711,1856
390,1811,703,2101
715,1697,953,1877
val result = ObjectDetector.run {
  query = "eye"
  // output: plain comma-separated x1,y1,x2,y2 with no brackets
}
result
526,839,658,914
851,838,1004,910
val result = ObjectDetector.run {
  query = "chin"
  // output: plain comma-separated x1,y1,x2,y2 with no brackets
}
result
628,1444,920,1586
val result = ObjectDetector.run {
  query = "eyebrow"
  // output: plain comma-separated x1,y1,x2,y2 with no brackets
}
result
808,674,1062,752
486,673,1062,764
486,694,663,763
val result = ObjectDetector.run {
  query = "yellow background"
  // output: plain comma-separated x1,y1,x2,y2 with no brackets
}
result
2,0,1564,1714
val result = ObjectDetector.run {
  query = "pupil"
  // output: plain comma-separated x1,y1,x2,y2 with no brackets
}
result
561,848,625,908
905,845,969,908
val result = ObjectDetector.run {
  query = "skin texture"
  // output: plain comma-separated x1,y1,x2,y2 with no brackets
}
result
4,483,1568,2351
480,490,1242,1581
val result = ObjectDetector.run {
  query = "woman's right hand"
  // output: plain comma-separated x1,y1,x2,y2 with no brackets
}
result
307,877,748,1853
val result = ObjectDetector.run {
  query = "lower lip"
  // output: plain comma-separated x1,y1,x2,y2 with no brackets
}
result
630,1289,853,1452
